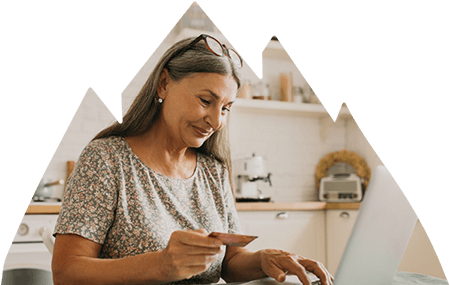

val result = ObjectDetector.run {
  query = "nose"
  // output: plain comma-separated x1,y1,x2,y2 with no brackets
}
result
205,106,226,131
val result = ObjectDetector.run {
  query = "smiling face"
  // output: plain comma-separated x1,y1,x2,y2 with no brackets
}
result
156,70,238,150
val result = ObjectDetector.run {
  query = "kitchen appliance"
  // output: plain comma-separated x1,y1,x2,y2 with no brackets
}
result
319,173,363,202
32,178,64,203
234,154,272,201
2,214,58,285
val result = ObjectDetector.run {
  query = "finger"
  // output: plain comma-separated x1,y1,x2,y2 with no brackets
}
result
191,229,224,247
313,262,332,285
278,257,311,285
262,262,287,283
183,244,224,256
172,230,223,248
300,259,332,285
184,252,221,267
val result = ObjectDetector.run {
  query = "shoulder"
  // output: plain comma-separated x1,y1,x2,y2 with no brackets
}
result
69,136,128,185
198,152,225,169
76,136,128,171
197,152,229,179
85,136,124,152
81,136,126,158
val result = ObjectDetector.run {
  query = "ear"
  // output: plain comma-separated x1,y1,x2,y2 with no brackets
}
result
157,68,170,99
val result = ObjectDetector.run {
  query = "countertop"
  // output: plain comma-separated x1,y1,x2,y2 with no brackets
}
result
25,202,360,214
236,202,360,211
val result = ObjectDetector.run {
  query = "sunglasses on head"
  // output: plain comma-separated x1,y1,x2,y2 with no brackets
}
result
172,34,243,68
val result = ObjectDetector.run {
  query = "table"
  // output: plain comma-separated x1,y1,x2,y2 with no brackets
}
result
223,272,448,285
392,272,448,285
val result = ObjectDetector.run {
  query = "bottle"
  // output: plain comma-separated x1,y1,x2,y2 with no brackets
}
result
279,73,293,102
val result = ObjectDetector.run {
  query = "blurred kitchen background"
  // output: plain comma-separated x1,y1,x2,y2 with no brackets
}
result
19,2,446,281
40,2,381,203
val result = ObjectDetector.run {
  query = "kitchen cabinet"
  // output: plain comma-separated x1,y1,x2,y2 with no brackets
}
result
237,210,326,265
236,209,357,274
325,210,359,275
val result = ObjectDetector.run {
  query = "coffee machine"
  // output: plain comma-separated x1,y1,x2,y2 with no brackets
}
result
234,154,272,202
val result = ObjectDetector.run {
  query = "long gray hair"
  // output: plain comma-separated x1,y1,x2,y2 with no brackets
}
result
93,36,242,190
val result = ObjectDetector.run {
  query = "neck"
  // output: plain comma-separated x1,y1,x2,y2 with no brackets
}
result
125,126,197,179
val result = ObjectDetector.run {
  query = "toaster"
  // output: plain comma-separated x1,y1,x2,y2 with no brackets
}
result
319,173,363,202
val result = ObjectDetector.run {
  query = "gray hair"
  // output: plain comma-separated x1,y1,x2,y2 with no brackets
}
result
94,36,242,189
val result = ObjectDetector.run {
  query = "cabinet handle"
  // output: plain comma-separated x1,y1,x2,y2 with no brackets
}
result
276,212,289,219
340,212,350,218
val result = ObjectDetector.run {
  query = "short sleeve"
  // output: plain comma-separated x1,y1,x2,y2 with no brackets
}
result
223,169,243,235
53,140,119,244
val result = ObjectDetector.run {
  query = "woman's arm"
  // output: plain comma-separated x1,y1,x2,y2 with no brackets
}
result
221,247,266,282
52,229,223,285
221,247,333,285
52,234,166,285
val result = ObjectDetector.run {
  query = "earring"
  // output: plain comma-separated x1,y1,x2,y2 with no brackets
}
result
158,98,163,104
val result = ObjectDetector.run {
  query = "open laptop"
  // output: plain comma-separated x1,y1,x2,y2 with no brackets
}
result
241,165,418,285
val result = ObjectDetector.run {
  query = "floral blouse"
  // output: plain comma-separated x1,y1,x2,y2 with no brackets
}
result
54,136,242,284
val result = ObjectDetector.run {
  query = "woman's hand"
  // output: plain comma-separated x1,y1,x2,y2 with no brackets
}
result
259,249,334,285
158,229,224,282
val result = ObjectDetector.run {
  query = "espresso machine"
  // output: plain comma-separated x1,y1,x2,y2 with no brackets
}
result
234,154,272,202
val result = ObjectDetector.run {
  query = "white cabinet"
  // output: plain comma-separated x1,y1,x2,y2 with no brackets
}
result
237,209,359,276
238,209,446,280
325,210,359,275
237,211,326,264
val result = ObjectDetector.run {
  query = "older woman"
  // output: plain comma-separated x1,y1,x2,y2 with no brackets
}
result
51,34,333,285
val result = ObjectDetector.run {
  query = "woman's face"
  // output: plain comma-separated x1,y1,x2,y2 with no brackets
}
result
157,70,238,149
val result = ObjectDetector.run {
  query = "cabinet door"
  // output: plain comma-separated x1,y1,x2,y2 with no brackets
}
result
325,210,358,275
237,211,326,264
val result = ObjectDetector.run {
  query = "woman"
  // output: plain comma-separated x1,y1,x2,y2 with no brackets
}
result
52,34,333,285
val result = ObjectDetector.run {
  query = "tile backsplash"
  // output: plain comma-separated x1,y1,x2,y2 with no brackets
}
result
229,110,378,203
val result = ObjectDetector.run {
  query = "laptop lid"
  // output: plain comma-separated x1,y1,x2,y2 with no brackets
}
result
333,165,418,285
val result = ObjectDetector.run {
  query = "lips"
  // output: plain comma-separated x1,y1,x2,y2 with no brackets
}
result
192,125,213,137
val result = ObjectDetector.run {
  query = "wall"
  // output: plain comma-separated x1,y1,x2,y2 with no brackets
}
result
38,26,380,203
39,88,115,200
38,32,177,201
229,112,350,202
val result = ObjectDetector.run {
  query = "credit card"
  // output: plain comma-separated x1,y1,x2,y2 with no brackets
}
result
208,232,258,247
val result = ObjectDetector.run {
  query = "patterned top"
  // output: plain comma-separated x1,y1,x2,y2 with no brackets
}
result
53,136,242,284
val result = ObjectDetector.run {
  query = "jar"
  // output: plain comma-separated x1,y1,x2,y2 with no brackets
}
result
293,86,303,103
252,82,270,100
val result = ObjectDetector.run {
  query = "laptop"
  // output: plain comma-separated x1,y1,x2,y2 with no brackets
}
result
241,165,418,285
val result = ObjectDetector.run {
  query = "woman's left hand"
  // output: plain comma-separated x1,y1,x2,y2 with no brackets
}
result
259,249,333,285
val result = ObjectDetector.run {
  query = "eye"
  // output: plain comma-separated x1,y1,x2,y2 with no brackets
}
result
200,98,210,105
222,105,232,113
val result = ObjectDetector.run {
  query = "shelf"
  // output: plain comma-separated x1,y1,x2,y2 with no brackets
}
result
233,98,352,119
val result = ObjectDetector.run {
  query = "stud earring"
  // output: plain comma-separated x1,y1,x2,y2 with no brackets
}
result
158,98,163,104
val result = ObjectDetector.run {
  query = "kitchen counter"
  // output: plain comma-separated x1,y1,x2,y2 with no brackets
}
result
26,202,360,214
236,202,360,211
26,202,62,214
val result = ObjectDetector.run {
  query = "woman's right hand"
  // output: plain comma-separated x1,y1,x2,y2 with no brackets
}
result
158,229,224,281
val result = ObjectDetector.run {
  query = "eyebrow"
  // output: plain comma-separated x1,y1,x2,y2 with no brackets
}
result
203,89,235,105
